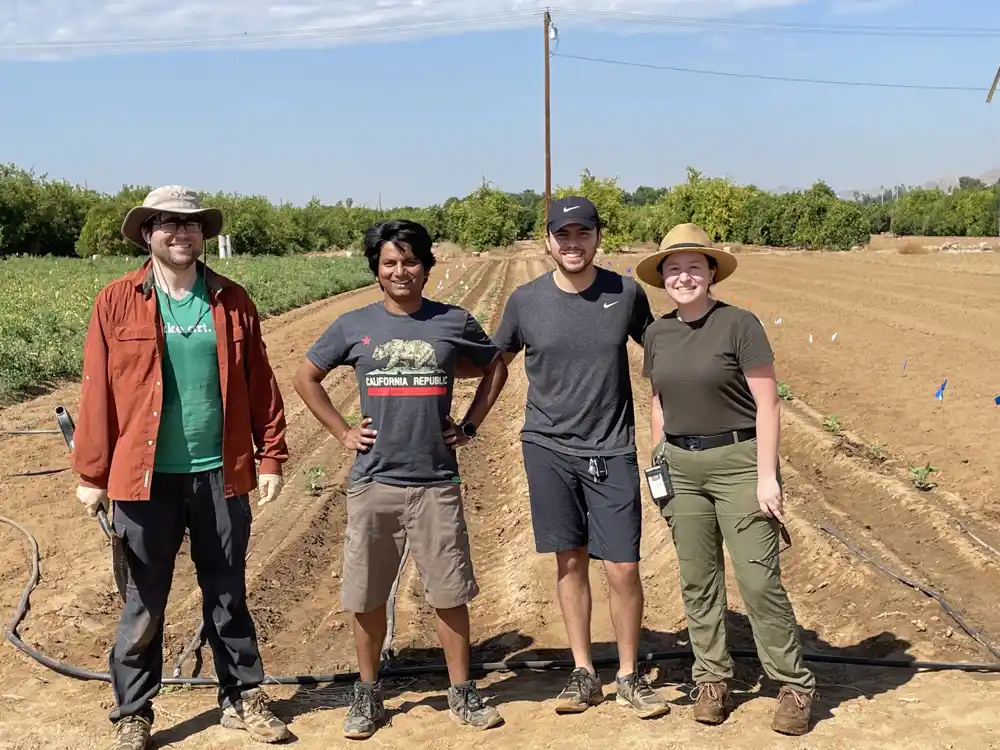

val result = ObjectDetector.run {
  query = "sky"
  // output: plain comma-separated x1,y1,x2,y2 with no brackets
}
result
3,0,1000,208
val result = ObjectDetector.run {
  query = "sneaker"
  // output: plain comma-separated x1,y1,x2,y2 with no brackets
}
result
771,685,814,736
107,715,151,750
615,672,670,719
219,687,290,743
692,681,731,725
554,667,604,714
448,681,502,730
343,681,387,740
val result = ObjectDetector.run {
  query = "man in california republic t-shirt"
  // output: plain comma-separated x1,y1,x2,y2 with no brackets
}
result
294,219,508,739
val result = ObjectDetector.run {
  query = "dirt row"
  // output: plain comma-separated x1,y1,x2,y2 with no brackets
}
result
4,249,1000,748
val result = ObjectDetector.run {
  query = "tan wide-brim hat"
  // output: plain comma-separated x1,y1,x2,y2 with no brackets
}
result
121,185,224,250
636,222,738,289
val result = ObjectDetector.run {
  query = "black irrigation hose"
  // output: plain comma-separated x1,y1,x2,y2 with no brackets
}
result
820,525,1000,661
6,514,1000,690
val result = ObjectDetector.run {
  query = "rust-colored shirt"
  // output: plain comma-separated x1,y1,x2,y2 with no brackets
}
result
71,260,288,501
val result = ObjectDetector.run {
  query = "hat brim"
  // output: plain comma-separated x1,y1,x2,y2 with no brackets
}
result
635,243,737,289
547,215,597,233
121,205,224,250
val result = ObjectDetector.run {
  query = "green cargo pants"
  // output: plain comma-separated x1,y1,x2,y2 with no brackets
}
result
655,437,815,690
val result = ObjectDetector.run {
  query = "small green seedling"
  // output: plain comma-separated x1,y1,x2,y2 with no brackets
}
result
865,442,888,464
777,382,793,401
908,463,937,491
305,466,327,497
822,414,841,434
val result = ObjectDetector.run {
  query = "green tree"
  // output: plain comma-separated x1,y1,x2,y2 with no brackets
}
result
447,184,519,251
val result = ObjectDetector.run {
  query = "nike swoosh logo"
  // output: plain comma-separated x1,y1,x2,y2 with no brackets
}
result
603,301,619,308
563,206,579,212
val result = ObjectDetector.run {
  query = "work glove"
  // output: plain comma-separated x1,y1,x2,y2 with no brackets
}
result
257,473,284,506
76,485,109,518
651,436,668,467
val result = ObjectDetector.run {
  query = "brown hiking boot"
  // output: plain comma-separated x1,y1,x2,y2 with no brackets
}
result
771,685,814,736
107,715,151,750
220,687,290,743
691,681,731,725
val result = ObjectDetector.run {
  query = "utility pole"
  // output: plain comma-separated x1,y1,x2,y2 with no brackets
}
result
543,10,552,229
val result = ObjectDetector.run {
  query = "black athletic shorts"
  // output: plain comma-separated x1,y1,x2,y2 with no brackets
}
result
521,441,642,563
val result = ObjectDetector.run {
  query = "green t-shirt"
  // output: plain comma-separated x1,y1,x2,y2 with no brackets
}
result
153,272,224,473
642,301,773,437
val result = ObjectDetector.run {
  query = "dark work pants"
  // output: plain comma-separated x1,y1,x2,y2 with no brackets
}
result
108,468,265,724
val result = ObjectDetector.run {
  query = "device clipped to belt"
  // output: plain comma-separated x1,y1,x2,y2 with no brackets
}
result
644,457,675,503
588,456,608,482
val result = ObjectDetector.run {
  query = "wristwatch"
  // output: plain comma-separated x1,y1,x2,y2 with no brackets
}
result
459,421,478,439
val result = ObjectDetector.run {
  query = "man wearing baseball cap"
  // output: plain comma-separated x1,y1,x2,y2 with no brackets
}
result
493,196,665,718
72,186,290,749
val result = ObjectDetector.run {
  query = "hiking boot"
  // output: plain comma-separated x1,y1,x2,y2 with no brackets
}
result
107,715,151,750
343,681,387,740
771,685,814,736
691,681,731,725
220,687,290,743
554,667,604,714
615,672,670,719
448,681,502,730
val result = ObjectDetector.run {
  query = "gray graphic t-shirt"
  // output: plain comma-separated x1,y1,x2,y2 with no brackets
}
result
306,299,499,487
493,267,653,456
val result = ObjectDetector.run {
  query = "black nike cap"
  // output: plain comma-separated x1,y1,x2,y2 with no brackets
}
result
547,195,601,233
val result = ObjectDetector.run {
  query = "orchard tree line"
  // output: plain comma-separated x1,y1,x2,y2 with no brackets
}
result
2,162,998,258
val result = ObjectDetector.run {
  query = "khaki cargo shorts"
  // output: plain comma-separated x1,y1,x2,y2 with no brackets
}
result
340,478,479,614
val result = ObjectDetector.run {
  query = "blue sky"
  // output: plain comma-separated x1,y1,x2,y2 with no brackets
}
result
3,0,1000,208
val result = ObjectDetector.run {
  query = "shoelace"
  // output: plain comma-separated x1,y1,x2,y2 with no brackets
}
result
566,669,594,696
693,682,723,703
243,691,275,719
350,688,378,720
621,672,654,697
116,717,148,739
779,687,810,710
455,684,485,712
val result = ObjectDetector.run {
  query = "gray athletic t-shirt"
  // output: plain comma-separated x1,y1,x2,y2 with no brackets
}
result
642,301,774,436
306,300,499,487
493,267,653,456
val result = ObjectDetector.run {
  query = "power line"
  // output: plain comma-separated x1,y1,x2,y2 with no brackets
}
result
0,9,538,54
4,6,1000,55
551,51,987,92
552,7,1000,38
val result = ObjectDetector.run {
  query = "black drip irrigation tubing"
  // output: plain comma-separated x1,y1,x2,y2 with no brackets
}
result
820,525,1000,661
5,514,1000,688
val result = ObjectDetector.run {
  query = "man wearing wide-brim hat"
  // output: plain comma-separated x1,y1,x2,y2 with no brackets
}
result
72,185,291,749
636,222,816,736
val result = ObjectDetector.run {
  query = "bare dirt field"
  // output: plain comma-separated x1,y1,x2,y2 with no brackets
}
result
2,245,1000,749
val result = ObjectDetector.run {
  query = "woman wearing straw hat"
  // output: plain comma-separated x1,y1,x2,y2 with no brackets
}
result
635,223,815,736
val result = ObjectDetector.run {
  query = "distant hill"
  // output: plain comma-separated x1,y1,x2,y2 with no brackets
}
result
839,167,1000,201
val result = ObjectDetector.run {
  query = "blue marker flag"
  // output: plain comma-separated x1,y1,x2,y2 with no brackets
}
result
935,380,947,400
626,267,632,274
995,395,1000,405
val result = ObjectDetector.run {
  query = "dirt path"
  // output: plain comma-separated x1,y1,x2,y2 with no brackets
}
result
3,248,1000,749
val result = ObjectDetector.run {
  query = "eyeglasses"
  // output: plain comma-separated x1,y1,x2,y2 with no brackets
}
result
735,510,793,566
152,218,203,233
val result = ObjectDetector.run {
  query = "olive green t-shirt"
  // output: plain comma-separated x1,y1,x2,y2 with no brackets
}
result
642,301,773,437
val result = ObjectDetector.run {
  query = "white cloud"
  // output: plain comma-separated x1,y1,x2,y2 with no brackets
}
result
829,0,908,14
0,0,812,61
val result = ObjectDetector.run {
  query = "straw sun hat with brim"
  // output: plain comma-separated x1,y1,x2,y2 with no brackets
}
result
121,185,224,250
635,223,738,289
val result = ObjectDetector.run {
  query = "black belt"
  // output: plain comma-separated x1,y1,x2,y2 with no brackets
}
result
665,428,756,451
